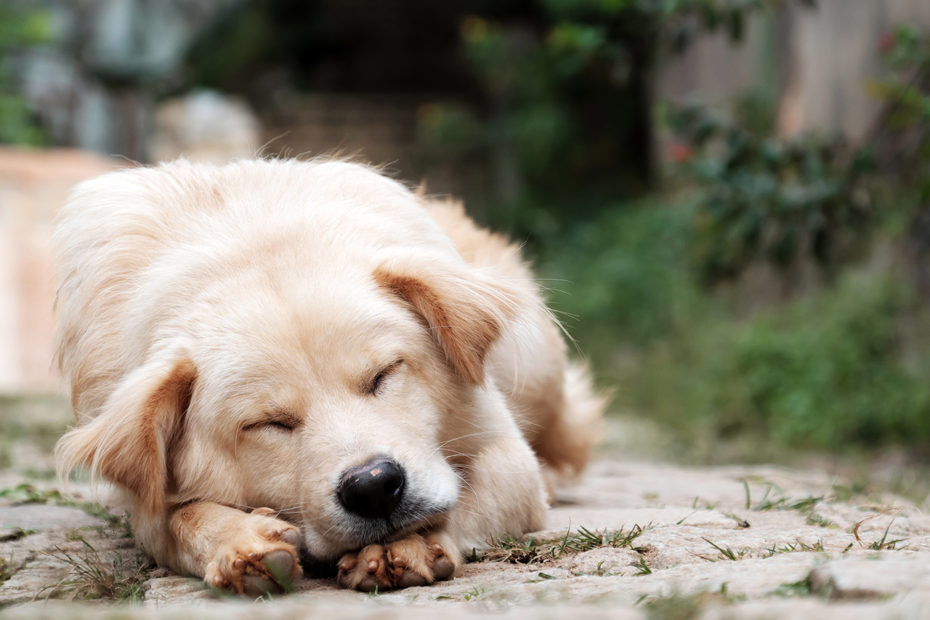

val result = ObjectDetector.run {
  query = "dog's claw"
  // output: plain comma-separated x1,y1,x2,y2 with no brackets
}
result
356,575,382,592
433,555,454,581
279,528,302,549
251,507,276,517
428,543,454,581
242,574,277,596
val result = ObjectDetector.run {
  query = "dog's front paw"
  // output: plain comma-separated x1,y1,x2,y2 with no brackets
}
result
204,508,302,596
336,533,457,592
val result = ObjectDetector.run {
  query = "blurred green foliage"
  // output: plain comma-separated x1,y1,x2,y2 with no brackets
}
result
872,26,930,233
666,102,875,283
420,7,655,231
544,196,930,460
721,276,928,447
534,17,930,461
542,196,705,347
0,5,49,145
420,0,815,235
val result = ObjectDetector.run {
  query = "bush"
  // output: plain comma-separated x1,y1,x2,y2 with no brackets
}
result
718,275,930,449
539,196,705,350
543,195,930,460
666,102,876,284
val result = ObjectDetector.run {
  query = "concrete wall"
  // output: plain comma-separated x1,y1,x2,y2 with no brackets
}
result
779,0,930,141
659,0,930,142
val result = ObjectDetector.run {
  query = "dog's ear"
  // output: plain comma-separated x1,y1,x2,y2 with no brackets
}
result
374,256,517,385
56,353,196,515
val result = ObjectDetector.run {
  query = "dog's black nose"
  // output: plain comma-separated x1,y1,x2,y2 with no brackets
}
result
337,457,405,520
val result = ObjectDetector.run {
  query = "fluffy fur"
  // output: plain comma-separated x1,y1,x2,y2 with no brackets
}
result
53,159,604,594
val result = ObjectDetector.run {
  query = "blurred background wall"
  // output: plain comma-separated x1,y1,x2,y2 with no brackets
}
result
2,0,930,464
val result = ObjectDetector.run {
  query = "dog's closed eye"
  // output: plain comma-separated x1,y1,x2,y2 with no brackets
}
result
369,360,403,395
243,410,300,432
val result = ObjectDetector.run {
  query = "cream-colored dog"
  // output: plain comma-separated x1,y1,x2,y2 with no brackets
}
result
54,159,603,595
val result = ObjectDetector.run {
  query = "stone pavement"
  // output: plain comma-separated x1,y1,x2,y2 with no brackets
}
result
1,455,929,619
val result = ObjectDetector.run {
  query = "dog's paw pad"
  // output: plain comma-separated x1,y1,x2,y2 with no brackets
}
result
263,549,297,588
209,547,299,595
204,514,301,595
431,549,455,581
396,568,428,588
337,545,392,591
424,534,459,582
386,548,428,588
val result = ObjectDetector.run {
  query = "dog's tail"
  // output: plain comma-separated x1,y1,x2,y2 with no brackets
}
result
535,360,608,481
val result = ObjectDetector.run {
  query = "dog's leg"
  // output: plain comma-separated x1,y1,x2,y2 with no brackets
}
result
337,416,547,591
161,501,302,595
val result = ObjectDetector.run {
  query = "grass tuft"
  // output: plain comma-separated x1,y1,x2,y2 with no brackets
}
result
41,535,154,603
0,553,16,586
764,539,825,556
702,538,748,561
740,479,838,527
476,524,649,564
634,556,652,575
853,518,907,551
0,527,36,542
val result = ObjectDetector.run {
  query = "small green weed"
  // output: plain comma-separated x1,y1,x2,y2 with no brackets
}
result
640,586,741,620
634,556,652,575
41,535,154,602
854,518,907,551
0,483,63,504
642,591,704,620
804,512,836,528
0,483,123,527
702,538,748,561
741,479,839,527
478,524,649,564
723,512,751,528
748,483,824,513
771,578,813,598
764,539,825,556
677,497,720,525
0,552,16,586
0,527,35,542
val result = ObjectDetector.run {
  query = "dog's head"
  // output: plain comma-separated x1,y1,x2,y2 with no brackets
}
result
55,163,519,559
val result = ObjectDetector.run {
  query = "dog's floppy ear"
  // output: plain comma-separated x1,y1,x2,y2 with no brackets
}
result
374,255,517,385
56,353,196,515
